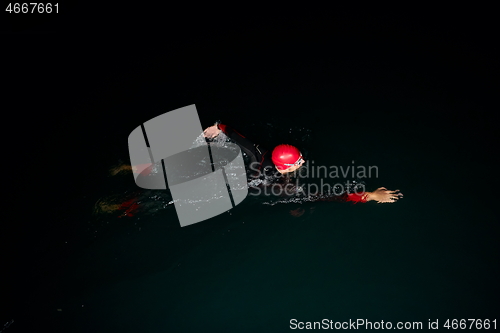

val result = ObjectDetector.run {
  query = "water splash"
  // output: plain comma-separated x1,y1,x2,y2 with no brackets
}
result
190,131,230,149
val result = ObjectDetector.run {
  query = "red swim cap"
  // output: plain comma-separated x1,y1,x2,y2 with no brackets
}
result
271,144,302,170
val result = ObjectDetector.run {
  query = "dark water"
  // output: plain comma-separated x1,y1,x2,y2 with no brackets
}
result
4,14,498,332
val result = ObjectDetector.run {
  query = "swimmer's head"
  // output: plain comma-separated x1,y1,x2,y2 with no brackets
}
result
272,144,305,174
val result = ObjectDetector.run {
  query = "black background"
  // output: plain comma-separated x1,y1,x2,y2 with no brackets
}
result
2,6,499,332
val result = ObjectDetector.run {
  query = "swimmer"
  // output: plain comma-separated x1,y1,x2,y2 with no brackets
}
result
204,122,403,204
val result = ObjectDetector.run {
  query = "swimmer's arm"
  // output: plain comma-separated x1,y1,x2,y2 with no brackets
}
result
203,124,221,138
310,188,402,204
203,123,248,142
364,187,403,203
204,123,260,163
306,192,359,203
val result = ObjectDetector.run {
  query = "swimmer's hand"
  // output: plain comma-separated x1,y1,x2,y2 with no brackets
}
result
203,124,221,139
366,187,403,203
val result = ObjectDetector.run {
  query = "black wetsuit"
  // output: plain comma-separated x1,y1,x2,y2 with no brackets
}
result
216,123,367,204
217,123,276,178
